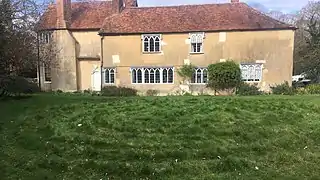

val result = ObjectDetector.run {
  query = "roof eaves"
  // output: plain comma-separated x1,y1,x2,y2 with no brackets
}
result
99,27,297,36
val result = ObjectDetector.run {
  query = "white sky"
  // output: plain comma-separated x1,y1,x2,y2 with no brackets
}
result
138,0,310,12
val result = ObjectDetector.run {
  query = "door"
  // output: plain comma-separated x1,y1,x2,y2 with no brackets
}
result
91,65,101,91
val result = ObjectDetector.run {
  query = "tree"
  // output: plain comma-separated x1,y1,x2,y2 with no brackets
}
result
294,2,320,82
0,0,55,76
207,61,242,95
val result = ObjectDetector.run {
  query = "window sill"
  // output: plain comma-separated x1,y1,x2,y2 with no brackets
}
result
142,52,162,55
132,83,174,85
44,81,52,84
243,81,261,83
190,52,204,55
189,83,207,85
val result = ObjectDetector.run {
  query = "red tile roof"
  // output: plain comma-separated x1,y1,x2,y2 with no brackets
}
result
37,1,295,33
100,3,296,34
37,1,113,30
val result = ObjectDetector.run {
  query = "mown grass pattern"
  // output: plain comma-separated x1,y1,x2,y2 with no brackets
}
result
1,95,320,179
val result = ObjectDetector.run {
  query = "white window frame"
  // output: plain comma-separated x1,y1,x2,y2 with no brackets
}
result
191,67,208,84
189,32,205,53
240,63,263,82
103,68,116,84
131,67,174,84
39,31,53,44
141,34,162,53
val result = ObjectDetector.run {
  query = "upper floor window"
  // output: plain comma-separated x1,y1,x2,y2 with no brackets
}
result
39,31,53,44
104,68,115,84
191,67,208,84
142,34,161,53
189,32,205,53
131,67,174,84
240,63,262,82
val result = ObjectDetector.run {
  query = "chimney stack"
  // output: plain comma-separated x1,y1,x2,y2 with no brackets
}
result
56,0,71,28
112,0,125,14
231,0,239,3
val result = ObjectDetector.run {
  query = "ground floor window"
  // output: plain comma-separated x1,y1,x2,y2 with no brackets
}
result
44,65,51,82
240,63,262,82
191,67,208,84
131,67,174,84
104,68,115,84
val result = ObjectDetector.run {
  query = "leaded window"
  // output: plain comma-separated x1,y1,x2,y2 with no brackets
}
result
142,34,161,53
240,63,262,82
39,31,53,44
131,67,174,84
191,67,208,84
190,32,205,53
104,68,115,84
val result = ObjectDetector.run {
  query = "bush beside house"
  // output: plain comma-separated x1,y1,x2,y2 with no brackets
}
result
207,61,242,95
0,75,40,97
101,86,138,97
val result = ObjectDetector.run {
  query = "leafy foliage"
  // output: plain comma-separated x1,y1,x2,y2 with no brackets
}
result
305,84,320,94
0,75,40,97
101,86,137,97
236,82,263,96
270,81,296,95
294,2,320,82
207,61,242,93
177,64,196,83
146,89,159,96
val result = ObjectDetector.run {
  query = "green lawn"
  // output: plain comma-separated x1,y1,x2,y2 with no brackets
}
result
1,94,320,179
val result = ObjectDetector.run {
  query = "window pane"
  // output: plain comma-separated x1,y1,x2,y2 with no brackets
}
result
203,69,208,83
168,68,173,83
163,69,168,83
150,69,155,83
45,66,51,81
196,43,202,52
144,69,150,83
110,72,115,83
105,70,110,83
150,38,155,52
144,42,149,52
248,65,255,80
196,69,202,83
155,41,160,52
137,69,142,83
132,69,137,83
191,43,197,52
144,38,149,52
155,37,160,52
155,69,161,83
191,71,196,83
241,65,248,80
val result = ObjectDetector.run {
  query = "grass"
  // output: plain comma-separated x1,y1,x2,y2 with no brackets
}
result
1,94,320,179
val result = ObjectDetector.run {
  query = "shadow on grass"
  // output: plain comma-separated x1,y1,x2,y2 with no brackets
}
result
0,95,33,101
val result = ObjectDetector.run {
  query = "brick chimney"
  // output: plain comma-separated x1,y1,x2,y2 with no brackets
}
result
112,0,138,13
112,0,125,14
56,0,71,28
231,0,239,3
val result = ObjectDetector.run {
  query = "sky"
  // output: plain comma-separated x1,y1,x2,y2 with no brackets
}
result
138,0,310,13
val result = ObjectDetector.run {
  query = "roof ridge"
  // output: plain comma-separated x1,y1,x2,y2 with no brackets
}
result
48,1,112,5
129,2,245,9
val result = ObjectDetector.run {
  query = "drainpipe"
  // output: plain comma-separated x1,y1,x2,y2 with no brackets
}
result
100,35,104,91
36,32,41,90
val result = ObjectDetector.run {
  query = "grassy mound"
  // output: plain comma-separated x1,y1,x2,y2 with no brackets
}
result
1,95,320,179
